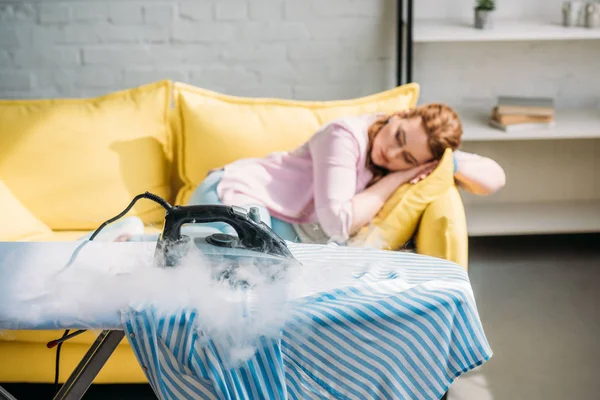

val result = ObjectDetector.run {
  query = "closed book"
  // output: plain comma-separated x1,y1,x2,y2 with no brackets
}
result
488,119,556,132
496,96,555,117
492,107,554,125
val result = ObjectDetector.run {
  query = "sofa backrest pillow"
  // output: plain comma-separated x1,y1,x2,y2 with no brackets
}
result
0,81,173,231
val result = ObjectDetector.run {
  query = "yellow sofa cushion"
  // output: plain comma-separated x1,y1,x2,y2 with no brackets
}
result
416,185,468,270
0,340,146,384
0,80,174,231
28,226,163,243
0,180,52,241
348,148,455,250
173,82,420,205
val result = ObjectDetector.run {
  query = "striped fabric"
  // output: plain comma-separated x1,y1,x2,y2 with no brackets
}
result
121,243,492,400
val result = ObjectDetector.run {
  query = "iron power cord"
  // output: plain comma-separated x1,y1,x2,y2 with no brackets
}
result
89,192,173,241
51,192,174,397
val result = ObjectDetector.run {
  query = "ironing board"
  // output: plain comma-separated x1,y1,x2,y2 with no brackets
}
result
0,241,492,400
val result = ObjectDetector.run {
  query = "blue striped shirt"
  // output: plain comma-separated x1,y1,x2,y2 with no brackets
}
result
121,243,492,400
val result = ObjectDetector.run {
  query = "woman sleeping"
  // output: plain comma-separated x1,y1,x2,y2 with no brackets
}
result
185,103,506,245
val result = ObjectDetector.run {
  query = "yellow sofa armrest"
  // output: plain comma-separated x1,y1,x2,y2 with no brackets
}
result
415,185,468,270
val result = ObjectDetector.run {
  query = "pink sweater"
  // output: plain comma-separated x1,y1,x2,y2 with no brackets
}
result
216,113,383,242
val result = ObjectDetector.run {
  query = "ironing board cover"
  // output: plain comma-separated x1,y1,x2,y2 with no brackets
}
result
121,243,492,400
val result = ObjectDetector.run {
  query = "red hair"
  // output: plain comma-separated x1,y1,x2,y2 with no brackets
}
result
365,103,463,185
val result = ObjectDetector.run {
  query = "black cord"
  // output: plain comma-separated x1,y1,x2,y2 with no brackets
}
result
90,192,173,241
61,192,173,271
52,192,174,396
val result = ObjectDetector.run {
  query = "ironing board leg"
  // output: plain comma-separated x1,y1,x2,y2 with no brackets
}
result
0,385,18,400
52,330,124,400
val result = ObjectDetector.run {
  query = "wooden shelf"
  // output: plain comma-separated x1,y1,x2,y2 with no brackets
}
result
458,108,600,142
414,19,600,43
465,200,600,236
411,17,600,237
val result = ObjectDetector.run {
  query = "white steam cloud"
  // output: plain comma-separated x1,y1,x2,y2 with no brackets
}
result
0,240,381,367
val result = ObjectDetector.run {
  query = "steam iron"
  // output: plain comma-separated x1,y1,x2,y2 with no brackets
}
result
22,195,299,400
154,203,299,287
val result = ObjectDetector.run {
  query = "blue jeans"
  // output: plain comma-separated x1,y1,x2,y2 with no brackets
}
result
187,170,300,242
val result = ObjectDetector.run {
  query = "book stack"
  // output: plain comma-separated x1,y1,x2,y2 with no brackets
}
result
489,96,556,132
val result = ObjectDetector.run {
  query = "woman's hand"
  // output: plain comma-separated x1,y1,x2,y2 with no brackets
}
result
388,161,439,186
348,161,438,236
348,160,434,235
409,161,439,184
453,151,506,195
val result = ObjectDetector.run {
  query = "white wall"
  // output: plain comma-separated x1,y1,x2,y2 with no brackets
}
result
1,0,598,110
415,40,600,109
414,0,600,109
0,0,397,100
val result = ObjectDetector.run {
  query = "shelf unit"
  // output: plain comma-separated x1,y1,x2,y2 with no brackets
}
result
397,15,600,237
459,108,600,142
466,200,600,236
414,19,600,43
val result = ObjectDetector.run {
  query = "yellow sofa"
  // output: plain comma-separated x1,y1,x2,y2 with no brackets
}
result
0,80,468,384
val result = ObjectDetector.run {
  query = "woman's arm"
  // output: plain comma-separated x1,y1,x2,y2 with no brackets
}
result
308,125,362,242
309,124,437,241
453,150,506,196
349,163,437,235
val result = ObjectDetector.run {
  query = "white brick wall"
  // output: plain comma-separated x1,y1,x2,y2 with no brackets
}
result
0,0,598,107
0,0,396,100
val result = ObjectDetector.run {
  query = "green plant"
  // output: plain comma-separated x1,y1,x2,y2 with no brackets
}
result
476,0,495,11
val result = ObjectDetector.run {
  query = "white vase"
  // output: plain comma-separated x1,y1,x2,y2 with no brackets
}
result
562,1,585,26
475,9,493,29
585,2,600,28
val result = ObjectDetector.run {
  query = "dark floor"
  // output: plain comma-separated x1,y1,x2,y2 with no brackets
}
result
2,233,599,400
450,233,600,400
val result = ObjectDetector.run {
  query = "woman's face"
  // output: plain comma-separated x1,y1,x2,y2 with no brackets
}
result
371,115,434,171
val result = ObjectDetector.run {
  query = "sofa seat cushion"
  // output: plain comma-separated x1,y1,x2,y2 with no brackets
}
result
17,226,162,242
0,329,129,347
0,180,52,241
173,82,420,205
0,339,146,383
